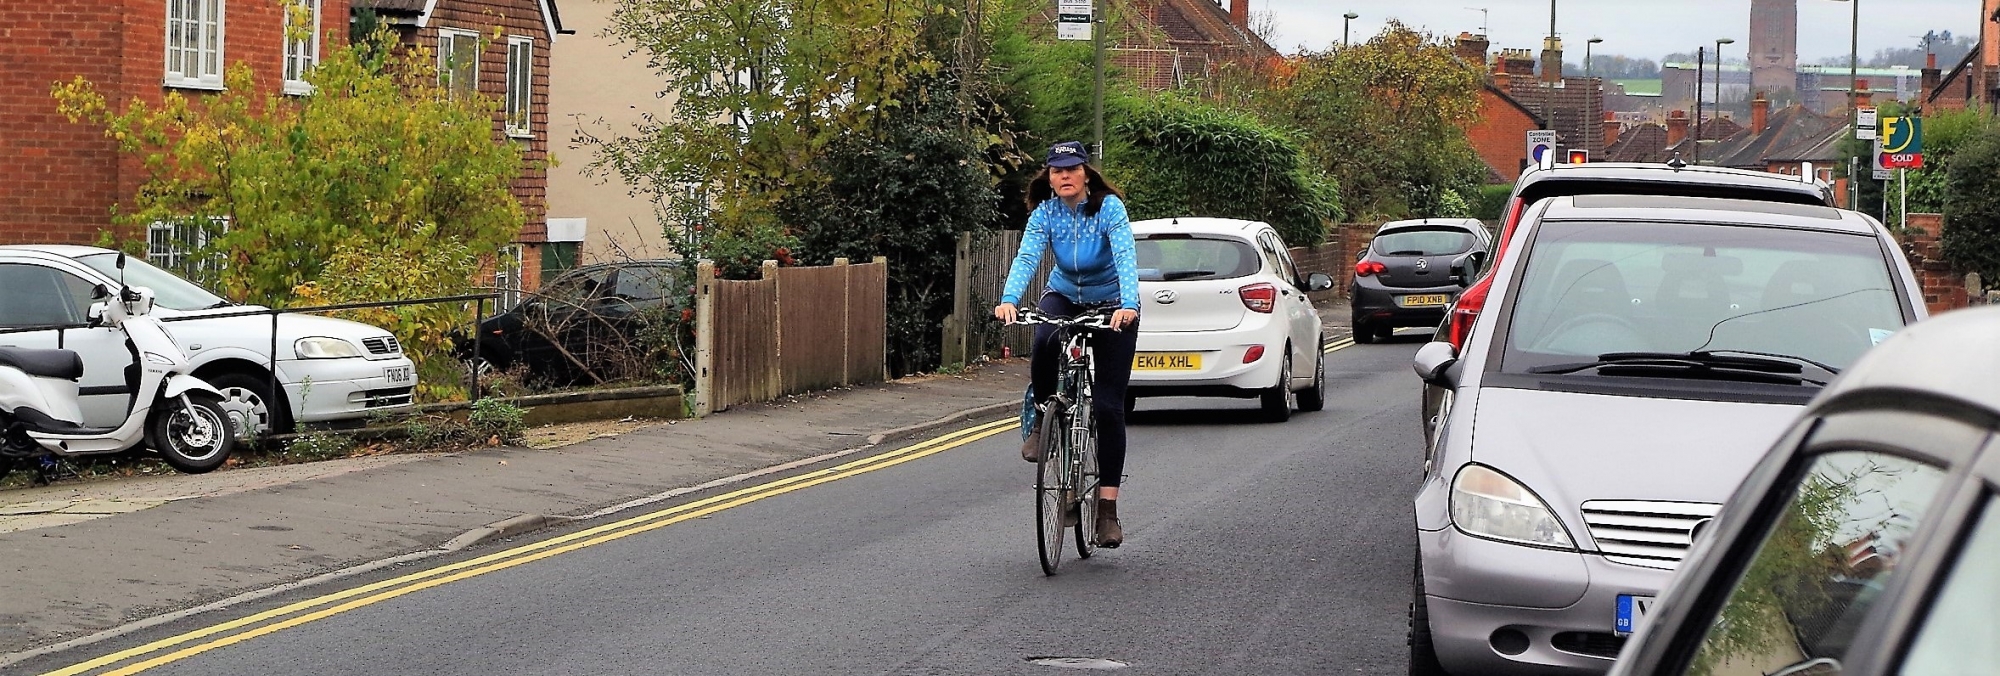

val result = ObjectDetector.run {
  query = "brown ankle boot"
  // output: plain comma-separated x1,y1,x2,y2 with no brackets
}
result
1095,498,1123,548
1021,422,1043,462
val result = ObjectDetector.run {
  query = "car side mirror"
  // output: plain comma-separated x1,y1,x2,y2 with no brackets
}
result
1305,272,1335,292
1355,249,1369,261
1413,341,1459,387
1449,251,1487,287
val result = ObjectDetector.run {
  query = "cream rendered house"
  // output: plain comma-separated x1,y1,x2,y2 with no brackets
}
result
545,0,678,266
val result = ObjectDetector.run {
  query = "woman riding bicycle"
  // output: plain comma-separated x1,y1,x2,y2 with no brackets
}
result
994,141,1140,548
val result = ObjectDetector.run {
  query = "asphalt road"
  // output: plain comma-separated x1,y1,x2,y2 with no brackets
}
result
21,334,1433,676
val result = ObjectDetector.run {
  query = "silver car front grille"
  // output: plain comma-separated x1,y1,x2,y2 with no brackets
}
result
362,336,401,355
1580,500,1723,570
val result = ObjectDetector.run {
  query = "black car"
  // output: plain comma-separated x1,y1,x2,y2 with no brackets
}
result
1607,306,2000,676
463,261,684,385
1349,218,1491,343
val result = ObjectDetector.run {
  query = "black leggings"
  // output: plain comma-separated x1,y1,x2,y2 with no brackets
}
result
1032,292,1138,488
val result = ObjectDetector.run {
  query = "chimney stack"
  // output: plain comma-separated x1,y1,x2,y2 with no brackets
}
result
1230,0,1248,30
1751,92,1770,134
1922,53,1942,97
1455,32,1491,67
1667,110,1690,146
1494,71,1512,89
1854,78,1873,107
1501,49,1537,76
1540,37,1565,83
1602,112,1622,148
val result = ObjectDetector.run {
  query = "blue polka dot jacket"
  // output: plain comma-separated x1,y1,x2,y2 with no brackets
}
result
1001,194,1141,311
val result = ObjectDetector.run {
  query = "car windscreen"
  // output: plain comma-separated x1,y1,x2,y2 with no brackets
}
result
74,253,228,311
1371,228,1476,256
1499,220,1905,376
1133,235,1260,282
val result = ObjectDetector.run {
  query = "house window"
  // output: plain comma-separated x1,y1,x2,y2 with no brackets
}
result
494,245,525,309
165,0,226,89
505,37,534,137
282,0,321,95
147,218,229,280
438,30,480,96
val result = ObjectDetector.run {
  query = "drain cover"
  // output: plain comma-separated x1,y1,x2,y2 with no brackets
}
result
1027,657,1129,670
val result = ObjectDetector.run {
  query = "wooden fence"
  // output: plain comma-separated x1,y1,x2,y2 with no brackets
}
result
694,257,889,415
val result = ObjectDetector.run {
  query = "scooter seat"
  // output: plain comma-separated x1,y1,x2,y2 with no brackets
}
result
0,346,83,381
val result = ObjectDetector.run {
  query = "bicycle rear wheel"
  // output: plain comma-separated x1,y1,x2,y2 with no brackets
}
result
1035,405,1068,575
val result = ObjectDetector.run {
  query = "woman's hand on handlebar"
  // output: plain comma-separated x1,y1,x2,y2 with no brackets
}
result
1111,308,1138,331
994,303,1019,325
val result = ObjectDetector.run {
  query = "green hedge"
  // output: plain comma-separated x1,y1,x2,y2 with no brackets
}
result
1108,95,1342,246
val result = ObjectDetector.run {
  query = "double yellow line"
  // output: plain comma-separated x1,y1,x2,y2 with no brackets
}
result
44,418,1020,676
1323,337,1357,354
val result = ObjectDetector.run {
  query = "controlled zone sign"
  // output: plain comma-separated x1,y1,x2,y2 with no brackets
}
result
1526,130,1558,163
1880,116,1924,169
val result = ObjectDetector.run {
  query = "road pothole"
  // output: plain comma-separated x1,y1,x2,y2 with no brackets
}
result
1026,657,1129,670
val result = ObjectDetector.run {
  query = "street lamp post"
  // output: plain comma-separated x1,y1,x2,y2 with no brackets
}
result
1343,12,1358,47
1829,0,1858,208
1587,37,1603,151
1543,0,1556,132
1714,37,1735,142
1694,46,1705,162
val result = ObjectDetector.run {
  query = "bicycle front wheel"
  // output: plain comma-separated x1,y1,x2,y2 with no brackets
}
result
1073,418,1099,559
1035,406,1068,575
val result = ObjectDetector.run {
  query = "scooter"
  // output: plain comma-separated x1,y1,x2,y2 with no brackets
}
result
0,253,235,483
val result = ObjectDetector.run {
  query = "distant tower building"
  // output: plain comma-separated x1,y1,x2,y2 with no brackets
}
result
1749,0,1799,95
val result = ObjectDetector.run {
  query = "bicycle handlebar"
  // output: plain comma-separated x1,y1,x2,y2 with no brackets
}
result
1013,307,1116,330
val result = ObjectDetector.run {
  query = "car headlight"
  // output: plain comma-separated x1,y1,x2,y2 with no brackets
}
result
1450,464,1576,548
295,337,363,359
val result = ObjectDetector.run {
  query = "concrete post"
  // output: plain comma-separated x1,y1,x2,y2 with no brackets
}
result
875,256,889,381
834,257,851,386
693,259,716,417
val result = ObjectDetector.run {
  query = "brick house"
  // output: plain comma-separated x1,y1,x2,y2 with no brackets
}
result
1453,33,1543,182
1924,0,1999,112
1,0,351,248
350,0,567,301
1027,0,1276,91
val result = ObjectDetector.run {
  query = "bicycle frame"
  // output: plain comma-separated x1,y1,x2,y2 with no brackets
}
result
1018,307,1113,573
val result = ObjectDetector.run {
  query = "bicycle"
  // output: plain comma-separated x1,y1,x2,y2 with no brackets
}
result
1014,307,1116,575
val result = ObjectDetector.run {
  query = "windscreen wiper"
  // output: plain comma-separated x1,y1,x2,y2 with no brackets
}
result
1160,270,1216,281
1528,351,1828,386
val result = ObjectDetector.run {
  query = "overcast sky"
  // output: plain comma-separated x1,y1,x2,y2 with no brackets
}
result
1256,0,1987,64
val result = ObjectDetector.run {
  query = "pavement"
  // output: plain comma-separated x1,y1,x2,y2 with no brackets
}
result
0,297,1359,662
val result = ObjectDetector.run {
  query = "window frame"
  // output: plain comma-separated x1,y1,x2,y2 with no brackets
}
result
1617,406,1989,676
504,36,534,138
437,29,482,97
494,244,526,310
164,0,227,90
281,0,322,96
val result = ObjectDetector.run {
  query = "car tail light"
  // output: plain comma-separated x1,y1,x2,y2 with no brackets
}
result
1239,283,1277,313
1354,260,1387,277
1443,277,1491,350
1243,345,1266,363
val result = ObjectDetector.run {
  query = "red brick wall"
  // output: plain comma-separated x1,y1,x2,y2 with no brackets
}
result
0,0,349,246
1467,87,1537,183
416,0,554,268
1898,213,1973,315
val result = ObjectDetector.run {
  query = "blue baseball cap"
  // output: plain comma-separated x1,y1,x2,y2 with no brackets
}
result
1046,141,1090,168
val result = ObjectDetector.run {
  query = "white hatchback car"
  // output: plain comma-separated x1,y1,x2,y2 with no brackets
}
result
0,245,417,436
1127,218,1334,421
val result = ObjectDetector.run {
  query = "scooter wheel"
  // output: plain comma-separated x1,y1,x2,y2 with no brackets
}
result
152,394,236,474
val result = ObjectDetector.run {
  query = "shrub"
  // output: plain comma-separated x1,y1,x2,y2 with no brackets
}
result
1941,127,2000,284
1109,94,1342,246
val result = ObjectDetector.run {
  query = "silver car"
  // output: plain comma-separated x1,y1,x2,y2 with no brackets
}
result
1407,195,1927,675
